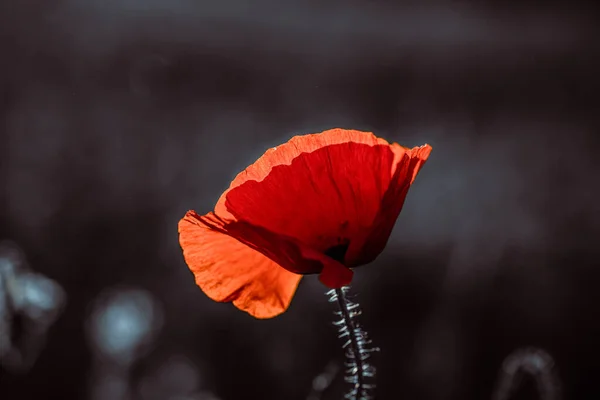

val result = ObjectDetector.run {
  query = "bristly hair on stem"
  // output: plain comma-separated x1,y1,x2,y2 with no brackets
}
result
327,286,379,400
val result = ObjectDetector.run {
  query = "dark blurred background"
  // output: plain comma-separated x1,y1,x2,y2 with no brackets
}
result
1,1,599,399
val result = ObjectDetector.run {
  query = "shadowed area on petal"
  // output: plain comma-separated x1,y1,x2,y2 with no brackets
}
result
178,211,302,318
194,212,354,288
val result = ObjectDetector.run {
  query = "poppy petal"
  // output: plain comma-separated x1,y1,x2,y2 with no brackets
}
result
192,212,353,289
346,144,432,266
178,211,302,318
221,131,398,260
219,129,430,273
213,128,400,219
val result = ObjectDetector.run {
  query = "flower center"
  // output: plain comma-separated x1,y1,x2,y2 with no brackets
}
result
324,240,350,264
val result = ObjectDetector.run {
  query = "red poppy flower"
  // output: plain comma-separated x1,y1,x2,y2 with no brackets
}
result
179,128,431,318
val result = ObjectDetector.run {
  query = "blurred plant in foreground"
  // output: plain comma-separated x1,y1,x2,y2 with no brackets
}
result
0,240,66,373
137,354,221,400
306,360,340,400
85,287,163,400
491,346,562,400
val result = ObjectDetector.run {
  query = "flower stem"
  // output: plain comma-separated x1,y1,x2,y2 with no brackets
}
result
327,286,378,400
